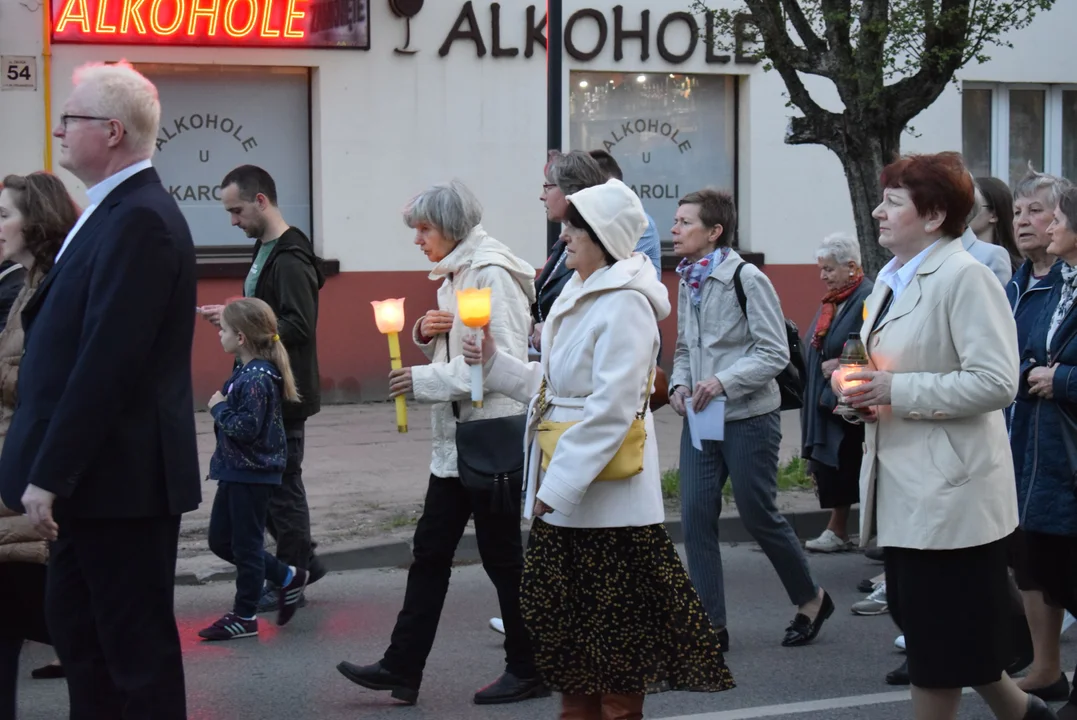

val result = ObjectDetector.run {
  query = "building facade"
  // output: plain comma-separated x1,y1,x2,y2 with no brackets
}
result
1,0,1073,400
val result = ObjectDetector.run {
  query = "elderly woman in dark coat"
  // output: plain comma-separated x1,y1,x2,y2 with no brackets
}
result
801,233,873,553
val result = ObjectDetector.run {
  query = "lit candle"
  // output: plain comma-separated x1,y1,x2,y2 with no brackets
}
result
371,298,408,433
456,287,492,408
834,332,870,421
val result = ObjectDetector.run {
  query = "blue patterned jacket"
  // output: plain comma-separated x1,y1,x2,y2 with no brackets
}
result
209,359,287,485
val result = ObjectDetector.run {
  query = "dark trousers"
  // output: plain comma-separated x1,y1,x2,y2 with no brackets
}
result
265,422,317,571
0,561,49,720
209,482,291,618
46,516,186,720
0,637,19,720
382,474,536,682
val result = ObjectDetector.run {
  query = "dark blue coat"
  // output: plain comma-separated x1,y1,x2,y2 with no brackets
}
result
1018,274,1077,536
1008,260,1063,481
209,360,287,485
0,168,200,519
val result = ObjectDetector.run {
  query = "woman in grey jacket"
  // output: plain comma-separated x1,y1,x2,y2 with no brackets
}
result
670,188,832,649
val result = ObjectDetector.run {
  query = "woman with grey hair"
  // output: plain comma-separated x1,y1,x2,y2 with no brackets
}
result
1007,168,1073,704
800,233,874,554
336,179,547,707
532,151,607,340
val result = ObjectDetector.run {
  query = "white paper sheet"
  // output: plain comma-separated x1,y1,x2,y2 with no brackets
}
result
685,398,726,450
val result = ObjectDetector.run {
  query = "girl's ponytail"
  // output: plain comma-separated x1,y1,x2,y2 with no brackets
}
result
270,334,300,403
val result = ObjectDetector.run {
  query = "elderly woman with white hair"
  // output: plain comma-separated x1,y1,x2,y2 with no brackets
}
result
336,179,546,707
464,179,733,720
800,233,874,554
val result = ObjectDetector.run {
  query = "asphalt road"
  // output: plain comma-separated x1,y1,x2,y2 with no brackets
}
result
16,544,1077,719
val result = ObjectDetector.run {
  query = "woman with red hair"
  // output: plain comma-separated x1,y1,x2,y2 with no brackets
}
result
837,152,1054,719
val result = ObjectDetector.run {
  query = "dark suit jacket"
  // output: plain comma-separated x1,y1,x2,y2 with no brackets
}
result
531,239,574,324
0,168,202,519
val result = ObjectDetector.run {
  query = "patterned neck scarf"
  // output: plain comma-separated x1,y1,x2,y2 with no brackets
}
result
1047,262,1077,351
811,271,865,350
676,247,730,307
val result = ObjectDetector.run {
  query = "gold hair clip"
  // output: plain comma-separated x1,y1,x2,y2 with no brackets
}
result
272,334,280,342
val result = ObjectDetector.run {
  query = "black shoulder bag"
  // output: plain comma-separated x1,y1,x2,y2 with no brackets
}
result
443,327,526,513
732,262,806,411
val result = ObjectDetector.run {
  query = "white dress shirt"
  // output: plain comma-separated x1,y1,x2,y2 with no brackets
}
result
55,159,154,261
876,240,940,303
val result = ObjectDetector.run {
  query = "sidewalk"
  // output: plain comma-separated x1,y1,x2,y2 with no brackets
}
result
177,403,832,583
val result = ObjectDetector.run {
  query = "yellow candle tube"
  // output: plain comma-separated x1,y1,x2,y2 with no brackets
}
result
387,331,408,433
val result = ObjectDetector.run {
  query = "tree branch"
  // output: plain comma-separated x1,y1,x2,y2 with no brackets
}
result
854,0,888,103
742,0,827,76
780,0,827,55
883,0,971,125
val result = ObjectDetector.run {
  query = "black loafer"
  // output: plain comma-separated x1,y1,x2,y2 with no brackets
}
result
1027,673,1071,702
30,663,65,680
1024,693,1059,720
473,672,550,705
716,627,729,653
865,547,885,562
336,661,420,705
886,659,910,686
782,591,834,647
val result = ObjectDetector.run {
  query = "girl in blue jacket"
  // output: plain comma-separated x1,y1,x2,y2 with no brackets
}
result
199,298,309,641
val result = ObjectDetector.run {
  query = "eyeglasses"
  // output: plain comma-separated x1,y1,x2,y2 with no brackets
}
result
58,114,112,130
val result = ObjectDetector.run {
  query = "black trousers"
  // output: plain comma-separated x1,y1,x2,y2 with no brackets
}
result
47,516,186,720
266,421,318,571
381,474,536,682
0,561,49,720
209,482,291,618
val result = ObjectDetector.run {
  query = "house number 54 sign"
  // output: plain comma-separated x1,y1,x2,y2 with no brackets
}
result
1,57,37,91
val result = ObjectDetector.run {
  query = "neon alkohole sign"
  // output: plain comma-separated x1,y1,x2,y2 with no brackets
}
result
50,0,370,48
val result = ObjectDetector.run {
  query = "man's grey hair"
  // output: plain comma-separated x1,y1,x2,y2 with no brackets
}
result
402,179,483,243
72,61,160,159
546,151,606,195
1013,163,1073,209
815,232,862,267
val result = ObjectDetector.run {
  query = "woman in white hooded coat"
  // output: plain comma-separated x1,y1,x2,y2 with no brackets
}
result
465,179,733,720
336,179,547,707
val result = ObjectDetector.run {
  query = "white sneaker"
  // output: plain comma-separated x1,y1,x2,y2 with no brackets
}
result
488,617,505,635
1063,611,1076,636
852,581,889,615
894,634,906,651
805,529,852,553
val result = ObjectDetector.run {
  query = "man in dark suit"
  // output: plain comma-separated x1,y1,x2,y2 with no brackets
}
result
0,61,200,719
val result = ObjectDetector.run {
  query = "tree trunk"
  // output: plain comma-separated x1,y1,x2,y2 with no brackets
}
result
833,126,903,278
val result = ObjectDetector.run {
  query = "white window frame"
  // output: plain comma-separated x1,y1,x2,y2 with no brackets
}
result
965,82,1077,181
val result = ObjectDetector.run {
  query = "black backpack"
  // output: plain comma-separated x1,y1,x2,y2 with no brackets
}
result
732,262,805,411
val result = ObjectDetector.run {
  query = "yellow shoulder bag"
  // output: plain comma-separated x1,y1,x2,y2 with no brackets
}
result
535,370,654,482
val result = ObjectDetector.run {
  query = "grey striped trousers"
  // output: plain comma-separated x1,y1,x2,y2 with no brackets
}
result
679,410,818,628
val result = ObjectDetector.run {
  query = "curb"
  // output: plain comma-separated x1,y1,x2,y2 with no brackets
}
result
175,507,860,586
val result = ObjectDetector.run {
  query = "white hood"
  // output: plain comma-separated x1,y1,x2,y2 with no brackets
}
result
429,224,537,304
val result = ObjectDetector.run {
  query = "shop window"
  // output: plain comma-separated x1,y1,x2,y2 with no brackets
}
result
962,82,1077,186
569,72,737,252
137,64,312,255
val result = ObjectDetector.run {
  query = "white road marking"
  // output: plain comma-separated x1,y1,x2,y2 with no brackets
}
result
660,675,1075,720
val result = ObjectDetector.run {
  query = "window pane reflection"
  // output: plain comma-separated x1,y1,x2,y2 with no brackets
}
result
962,89,993,178
1009,89,1045,185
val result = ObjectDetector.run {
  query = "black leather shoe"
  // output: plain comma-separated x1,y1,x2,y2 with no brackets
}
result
307,556,328,586
30,663,65,680
1024,693,1059,719
782,591,834,647
716,627,729,653
1027,674,1071,702
336,661,420,705
473,672,550,705
857,578,878,593
865,547,885,562
885,659,910,686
